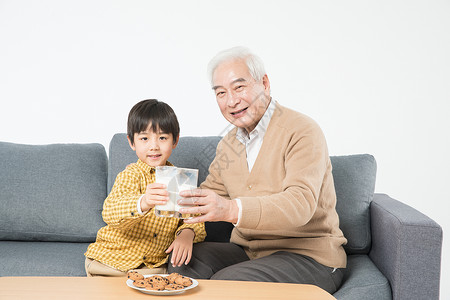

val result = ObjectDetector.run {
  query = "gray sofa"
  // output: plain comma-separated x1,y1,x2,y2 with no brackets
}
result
0,134,442,300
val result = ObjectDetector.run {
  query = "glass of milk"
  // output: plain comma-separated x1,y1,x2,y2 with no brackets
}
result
174,168,198,219
154,166,178,217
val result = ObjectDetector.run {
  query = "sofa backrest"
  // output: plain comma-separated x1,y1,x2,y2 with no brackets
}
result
0,136,376,251
0,141,108,242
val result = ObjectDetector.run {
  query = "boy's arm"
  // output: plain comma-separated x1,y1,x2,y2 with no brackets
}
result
102,168,146,229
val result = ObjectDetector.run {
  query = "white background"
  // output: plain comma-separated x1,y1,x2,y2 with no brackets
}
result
1,0,449,298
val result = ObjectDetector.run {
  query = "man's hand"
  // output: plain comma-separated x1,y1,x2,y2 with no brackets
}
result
178,188,239,224
140,183,169,213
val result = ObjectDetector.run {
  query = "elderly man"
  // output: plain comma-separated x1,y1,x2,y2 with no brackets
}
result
170,46,347,294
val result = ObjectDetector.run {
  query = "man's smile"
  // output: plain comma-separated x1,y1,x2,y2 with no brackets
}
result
231,107,248,117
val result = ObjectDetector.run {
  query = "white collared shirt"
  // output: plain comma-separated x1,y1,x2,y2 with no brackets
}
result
234,99,276,225
235,99,276,171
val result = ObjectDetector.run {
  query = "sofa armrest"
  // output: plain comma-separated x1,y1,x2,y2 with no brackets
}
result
369,193,442,300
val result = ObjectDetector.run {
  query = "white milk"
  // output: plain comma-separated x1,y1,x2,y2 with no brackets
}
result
154,167,177,218
154,166,198,219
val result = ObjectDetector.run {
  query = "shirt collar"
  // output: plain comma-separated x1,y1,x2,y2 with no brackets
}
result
236,98,276,143
136,159,173,174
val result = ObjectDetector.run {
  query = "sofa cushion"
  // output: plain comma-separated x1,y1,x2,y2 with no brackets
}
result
0,141,107,242
0,241,89,276
333,254,392,299
331,154,377,254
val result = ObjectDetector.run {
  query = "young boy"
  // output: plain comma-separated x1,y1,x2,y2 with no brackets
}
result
85,99,206,277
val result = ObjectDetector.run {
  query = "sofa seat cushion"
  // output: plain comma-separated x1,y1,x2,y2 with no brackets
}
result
0,142,107,242
0,241,89,276
333,254,391,299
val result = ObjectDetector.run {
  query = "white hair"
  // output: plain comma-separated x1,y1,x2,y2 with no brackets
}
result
206,46,266,88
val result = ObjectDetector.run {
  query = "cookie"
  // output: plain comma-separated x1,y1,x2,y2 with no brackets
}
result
166,272,180,284
145,282,166,291
132,279,147,288
127,271,144,281
175,276,193,287
165,283,185,290
147,275,169,285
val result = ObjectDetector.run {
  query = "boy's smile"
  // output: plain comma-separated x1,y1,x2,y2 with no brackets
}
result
128,124,178,167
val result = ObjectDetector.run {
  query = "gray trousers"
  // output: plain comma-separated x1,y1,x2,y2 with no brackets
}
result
168,242,344,294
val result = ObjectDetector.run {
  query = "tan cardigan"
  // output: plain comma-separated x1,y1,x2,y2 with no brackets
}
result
200,102,347,268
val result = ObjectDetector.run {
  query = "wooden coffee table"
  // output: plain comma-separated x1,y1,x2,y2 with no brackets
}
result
0,276,336,299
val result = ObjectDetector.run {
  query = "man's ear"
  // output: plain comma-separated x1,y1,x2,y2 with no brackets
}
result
127,135,136,151
172,135,180,149
262,74,271,95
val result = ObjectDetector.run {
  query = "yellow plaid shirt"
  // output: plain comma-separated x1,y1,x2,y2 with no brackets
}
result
85,159,206,272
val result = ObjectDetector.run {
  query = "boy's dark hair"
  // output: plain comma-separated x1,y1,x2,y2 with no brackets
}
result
127,99,180,145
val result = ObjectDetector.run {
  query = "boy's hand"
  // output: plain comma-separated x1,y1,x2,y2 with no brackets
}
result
165,229,195,267
140,183,169,213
